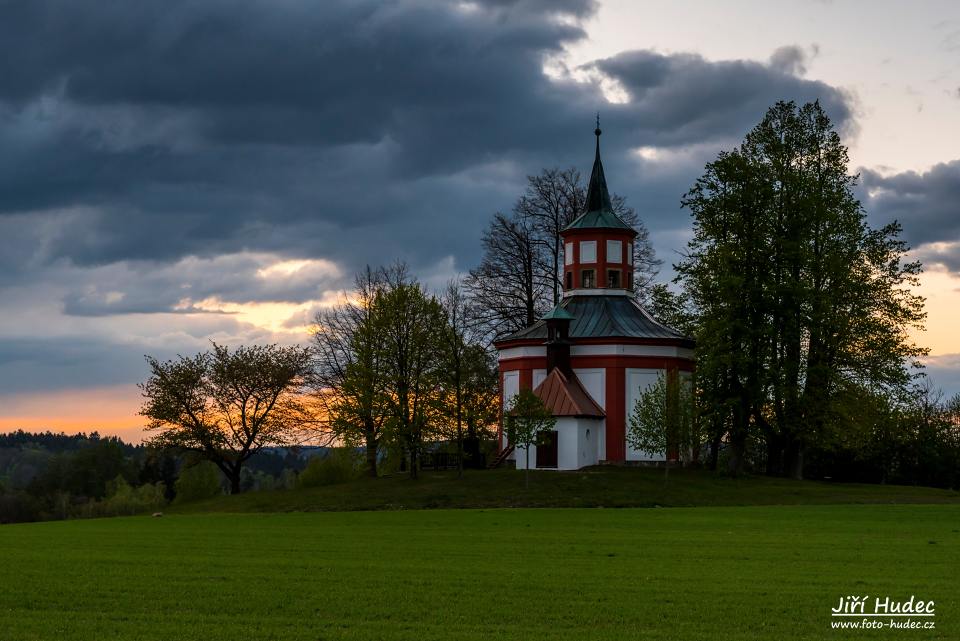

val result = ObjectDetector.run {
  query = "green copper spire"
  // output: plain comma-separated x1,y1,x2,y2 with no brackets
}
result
585,116,614,214
563,118,633,232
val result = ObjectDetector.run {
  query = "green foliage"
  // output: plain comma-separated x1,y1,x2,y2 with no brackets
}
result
677,100,927,476
297,449,362,488
375,264,447,478
506,389,556,487
174,461,223,503
78,476,166,518
804,382,960,489
505,389,556,451
27,437,136,500
648,284,697,338
457,345,500,454
434,280,501,473
0,490,42,524
140,342,313,493
627,370,698,467
278,468,299,490
313,266,391,478
0,432,316,522
138,447,178,500
314,265,496,479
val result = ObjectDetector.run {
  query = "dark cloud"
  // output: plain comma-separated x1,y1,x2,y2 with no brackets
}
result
914,245,960,274
472,0,598,16
0,316,274,394
0,0,867,397
769,45,809,76
862,160,960,254
0,1,585,155
924,354,960,399
0,1,854,271
0,337,150,394
59,252,345,316
589,49,850,147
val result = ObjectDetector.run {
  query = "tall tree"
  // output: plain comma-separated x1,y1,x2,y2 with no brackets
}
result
311,267,389,477
678,100,927,477
437,279,498,475
465,211,550,339
467,168,660,338
516,168,584,305
459,344,501,454
609,194,662,301
140,343,313,494
377,264,445,479
648,283,698,337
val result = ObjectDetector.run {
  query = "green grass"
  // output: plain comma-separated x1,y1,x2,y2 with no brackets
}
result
173,466,960,513
1,506,957,640
4,470,958,639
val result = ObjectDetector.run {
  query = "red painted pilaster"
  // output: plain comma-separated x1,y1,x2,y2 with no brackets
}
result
605,365,626,461
497,369,505,450
519,369,533,391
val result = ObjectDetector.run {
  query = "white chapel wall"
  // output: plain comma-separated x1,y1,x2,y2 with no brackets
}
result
533,369,547,389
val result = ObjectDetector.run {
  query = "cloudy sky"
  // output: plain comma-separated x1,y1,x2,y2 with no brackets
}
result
1,0,958,440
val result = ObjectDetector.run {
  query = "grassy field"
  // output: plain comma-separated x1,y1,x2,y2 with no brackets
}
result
1,505,958,640
174,466,960,513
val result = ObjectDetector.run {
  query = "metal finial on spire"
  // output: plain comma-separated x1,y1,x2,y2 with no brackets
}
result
594,112,601,137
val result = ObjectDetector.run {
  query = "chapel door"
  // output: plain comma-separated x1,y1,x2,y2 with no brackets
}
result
536,430,558,468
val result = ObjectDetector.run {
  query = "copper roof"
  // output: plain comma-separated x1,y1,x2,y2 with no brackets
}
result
563,126,633,233
497,295,694,345
533,368,605,418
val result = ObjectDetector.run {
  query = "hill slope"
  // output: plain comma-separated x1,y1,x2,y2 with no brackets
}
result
172,466,960,513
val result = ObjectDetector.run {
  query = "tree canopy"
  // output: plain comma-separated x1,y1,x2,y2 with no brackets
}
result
505,388,556,488
466,167,659,339
676,100,927,477
140,343,313,493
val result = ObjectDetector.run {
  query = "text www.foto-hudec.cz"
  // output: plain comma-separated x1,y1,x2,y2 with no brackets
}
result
830,595,935,630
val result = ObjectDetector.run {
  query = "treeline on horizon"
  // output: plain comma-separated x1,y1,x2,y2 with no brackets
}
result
0,430,360,524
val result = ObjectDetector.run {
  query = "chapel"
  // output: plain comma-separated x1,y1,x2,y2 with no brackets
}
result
493,126,695,470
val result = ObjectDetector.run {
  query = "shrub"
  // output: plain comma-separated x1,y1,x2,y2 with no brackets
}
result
278,468,298,490
252,471,277,492
174,461,224,503
80,476,167,518
298,448,361,488
0,489,41,524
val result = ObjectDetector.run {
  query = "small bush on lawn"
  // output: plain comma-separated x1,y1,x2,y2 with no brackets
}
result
298,448,362,488
175,461,224,503
79,476,167,517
